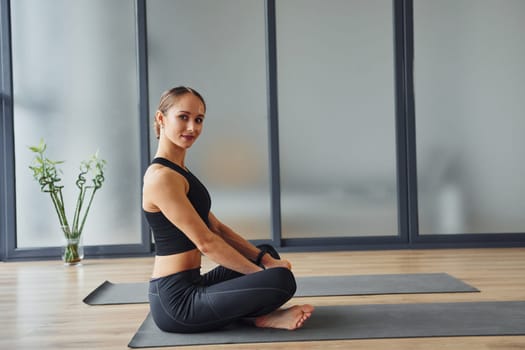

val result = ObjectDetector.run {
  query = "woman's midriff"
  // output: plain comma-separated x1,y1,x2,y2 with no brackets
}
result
151,249,202,278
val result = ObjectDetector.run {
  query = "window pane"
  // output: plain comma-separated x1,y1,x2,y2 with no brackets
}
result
147,0,271,240
12,0,141,247
276,0,398,238
415,0,525,234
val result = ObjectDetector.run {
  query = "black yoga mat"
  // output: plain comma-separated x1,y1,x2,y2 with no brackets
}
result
128,301,525,348
83,273,478,305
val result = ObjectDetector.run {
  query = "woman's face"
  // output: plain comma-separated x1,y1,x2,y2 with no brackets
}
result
159,93,206,149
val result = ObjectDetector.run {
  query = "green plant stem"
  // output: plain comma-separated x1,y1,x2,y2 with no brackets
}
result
79,188,98,234
72,187,86,234
49,189,69,229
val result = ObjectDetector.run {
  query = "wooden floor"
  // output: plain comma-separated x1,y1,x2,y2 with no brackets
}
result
1,248,525,350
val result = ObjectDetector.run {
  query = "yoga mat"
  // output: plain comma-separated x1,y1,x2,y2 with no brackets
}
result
128,301,525,348
83,273,478,305
84,281,148,305
297,273,478,297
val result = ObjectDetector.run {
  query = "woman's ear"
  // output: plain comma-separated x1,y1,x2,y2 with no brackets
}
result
155,110,164,126
154,111,164,139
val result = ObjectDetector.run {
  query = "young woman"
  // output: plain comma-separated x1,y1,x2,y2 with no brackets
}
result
142,86,314,333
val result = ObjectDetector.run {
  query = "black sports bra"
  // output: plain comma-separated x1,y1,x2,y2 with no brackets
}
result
143,157,211,256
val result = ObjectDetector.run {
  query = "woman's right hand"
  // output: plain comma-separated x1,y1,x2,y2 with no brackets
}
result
262,255,292,270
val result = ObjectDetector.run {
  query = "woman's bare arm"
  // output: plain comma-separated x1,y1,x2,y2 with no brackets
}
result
208,212,291,270
143,167,262,275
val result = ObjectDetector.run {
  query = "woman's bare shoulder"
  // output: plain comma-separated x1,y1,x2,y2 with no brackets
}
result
143,164,189,208
144,164,187,186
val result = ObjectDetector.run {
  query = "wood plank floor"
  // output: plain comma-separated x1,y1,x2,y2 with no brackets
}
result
1,248,524,349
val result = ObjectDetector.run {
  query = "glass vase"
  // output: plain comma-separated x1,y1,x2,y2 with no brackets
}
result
61,226,84,265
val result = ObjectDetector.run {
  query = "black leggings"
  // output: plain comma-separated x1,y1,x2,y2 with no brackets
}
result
148,246,297,333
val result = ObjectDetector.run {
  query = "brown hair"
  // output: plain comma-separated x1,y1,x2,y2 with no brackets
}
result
154,86,206,139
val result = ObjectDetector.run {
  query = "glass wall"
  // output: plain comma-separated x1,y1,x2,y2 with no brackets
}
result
276,0,398,238
146,0,271,240
414,0,525,234
5,0,524,258
11,0,142,247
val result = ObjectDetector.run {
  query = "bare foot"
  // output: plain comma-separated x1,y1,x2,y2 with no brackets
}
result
254,304,314,330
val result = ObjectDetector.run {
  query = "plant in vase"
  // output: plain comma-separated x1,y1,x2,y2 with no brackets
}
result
28,139,106,265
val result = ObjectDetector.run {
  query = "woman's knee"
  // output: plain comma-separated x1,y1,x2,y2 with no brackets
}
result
267,267,297,296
